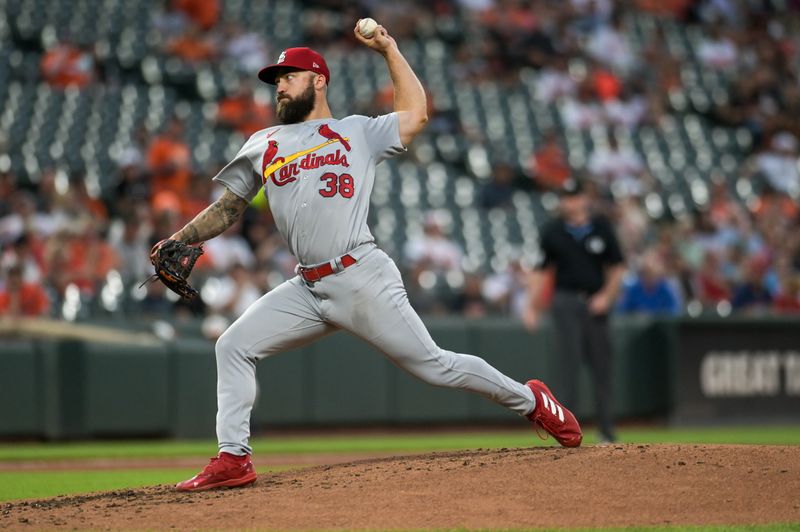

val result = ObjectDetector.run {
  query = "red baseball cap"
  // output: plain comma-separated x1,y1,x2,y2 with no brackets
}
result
258,47,330,85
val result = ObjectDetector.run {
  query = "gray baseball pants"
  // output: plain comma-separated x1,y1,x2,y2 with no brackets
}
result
216,246,536,455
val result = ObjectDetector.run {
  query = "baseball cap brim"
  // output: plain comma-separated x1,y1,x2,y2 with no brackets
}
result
258,65,301,85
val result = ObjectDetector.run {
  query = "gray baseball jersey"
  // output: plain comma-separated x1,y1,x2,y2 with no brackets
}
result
214,114,404,265
209,113,537,456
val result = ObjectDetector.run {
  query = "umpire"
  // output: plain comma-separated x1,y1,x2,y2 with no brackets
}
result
524,179,625,443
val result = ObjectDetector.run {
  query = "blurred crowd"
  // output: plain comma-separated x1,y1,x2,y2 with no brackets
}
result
2,0,800,332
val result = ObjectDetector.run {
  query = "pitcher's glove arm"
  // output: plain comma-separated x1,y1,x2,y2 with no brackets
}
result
141,239,204,300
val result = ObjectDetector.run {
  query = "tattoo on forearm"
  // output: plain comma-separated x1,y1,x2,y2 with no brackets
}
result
181,225,201,244
175,189,248,244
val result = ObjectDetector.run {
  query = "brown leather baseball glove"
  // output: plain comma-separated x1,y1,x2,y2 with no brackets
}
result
143,239,204,300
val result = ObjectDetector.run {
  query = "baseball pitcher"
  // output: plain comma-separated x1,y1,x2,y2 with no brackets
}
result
153,21,582,492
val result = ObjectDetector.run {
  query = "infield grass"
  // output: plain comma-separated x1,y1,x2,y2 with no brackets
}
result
1,425,799,463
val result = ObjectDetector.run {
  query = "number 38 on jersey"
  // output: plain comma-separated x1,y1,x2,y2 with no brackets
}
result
319,172,355,198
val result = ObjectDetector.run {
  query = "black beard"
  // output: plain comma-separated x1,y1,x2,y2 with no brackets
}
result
276,83,316,124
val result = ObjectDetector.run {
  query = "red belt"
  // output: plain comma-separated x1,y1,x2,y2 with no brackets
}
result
298,254,357,283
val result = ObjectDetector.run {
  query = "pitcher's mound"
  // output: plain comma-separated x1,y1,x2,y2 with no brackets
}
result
2,444,799,530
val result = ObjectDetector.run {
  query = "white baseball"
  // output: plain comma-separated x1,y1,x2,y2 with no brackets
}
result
358,18,378,38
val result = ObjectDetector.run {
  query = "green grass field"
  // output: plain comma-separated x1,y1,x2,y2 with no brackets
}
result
2,425,799,464
1,426,799,531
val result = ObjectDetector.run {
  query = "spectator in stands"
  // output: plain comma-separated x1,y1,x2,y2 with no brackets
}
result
569,0,614,34
618,250,682,315
34,168,64,215
695,0,741,25
108,215,152,287
589,58,622,103
479,162,517,209
752,132,800,197
516,1,557,70
587,133,647,196
40,40,96,89
180,173,216,222
0,234,45,284
202,219,256,274
115,126,150,172
561,81,604,130
0,191,61,246
527,130,571,191
147,118,192,210
403,269,449,316
764,252,793,296
247,224,297,283
731,256,772,313
535,55,576,103
404,211,464,274
451,42,489,84
68,173,108,223
115,164,151,219
150,208,182,251
173,0,220,31
773,275,800,314
206,263,261,318
216,83,273,137
614,195,650,256
585,11,637,75
692,250,731,306
751,182,798,229
697,23,738,71
603,84,648,130
483,257,530,318
138,280,174,316
152,0,189,35
46,225,120,298
222,23,270,75
166,22,218,64
0,265,49,317
708,180,744,228
451,272,489,318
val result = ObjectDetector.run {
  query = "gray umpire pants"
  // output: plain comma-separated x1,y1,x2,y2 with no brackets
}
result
215,246,536,456
550,291,615,440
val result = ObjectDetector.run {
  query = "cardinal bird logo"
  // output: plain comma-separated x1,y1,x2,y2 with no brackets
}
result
318,124,351,152
261,140,284,184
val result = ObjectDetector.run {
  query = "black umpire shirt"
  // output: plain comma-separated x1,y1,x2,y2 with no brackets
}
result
537,215,624,295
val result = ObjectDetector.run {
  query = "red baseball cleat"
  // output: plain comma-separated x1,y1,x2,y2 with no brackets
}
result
175,452,257,491
526,379,583,448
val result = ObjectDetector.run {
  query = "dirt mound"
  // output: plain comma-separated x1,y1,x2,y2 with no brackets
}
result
2,444,799,530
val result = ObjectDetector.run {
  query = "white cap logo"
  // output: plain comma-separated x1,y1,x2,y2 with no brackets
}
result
313,62,319,68
586,236,606,254
277,51,286,64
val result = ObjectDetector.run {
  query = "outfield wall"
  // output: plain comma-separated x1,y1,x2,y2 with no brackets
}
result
1,316,797,439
